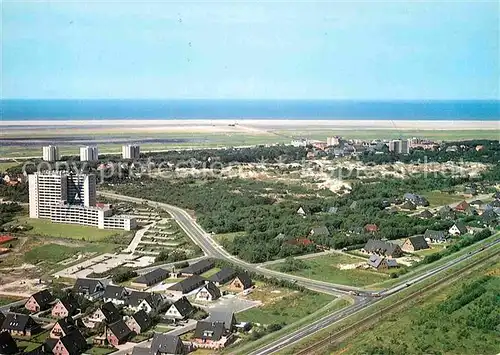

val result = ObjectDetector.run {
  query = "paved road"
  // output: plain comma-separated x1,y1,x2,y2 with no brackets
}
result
98,191,369,298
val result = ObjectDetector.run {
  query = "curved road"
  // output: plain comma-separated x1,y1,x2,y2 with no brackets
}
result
99,191,500,354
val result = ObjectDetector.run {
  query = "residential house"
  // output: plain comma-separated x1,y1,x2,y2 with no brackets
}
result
195,282,221,301
469,200,483,209
228,273,253,292
424,230,447,243
464,206,478,216
403,193,429,206
400,201,416,211
209,268,237,286
364,224,379,233
481,210,499,226
167,276,206,297
1,313,40,336
401,235,430,252
192,321,233,350
124,291,150,313
449,222,468,236
132,268,169,288
126,310,151,334
45,329,87,355
179,260,214,277
367,255,398,270
327,207,338,214
51,296,79,318
0,331,18,355
105,320,133,347
296,207,307,216
149,333,186,355
25,289,55,313
205,311,236,332
73,279,105,301
137,293,166,315
84,302,121,328
454,201,470,212
362,240,404,258
492,191,500,200
165,297,194,320
309,226,329,238
103,285,130,306
49,318,77,339
418,210,434,219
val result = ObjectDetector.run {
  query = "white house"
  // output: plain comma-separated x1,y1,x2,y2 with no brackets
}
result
164,297,194,320
448,222,468,236
195,282,221,302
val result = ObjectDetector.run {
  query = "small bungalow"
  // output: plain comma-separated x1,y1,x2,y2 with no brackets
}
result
179,259,215,277
25,289,55,313
126,310,151,334
0,331,18,355
362,239,404,258
46,329,88,355
206,311,236,332
1,313,40,337
367,255,398,270
364,224,379,233
193,321,233,350
105,320,133,347
424,230,447,243
132,268,169,288
228,273,253,292
167,276,206,297
449,222,468,236
309,226,329,238
454,201,470,212
49,318,77,339
150,333,186,355
195,281,221,301
51,296,79,318
103,285,130,306
418,210,434,219
165,297,194,320
401,235,430,252
73,278,105,301
209,268,237,286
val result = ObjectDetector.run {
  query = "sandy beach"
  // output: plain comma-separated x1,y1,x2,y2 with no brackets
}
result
1,119,499,132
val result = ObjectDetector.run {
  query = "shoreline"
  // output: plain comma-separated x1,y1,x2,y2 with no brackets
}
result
1,119,499,130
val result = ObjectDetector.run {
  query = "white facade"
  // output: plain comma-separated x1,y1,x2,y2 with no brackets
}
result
326,136,341,146
42,145,59,162
80,146,99,162
28,171,135,231
122,145,140,159
165,304,183,319
291,139,309,147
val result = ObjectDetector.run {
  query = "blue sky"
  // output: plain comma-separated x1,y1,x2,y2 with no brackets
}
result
2,1,499,100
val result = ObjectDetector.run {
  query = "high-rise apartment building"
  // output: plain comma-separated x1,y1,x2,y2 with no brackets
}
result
326,136,341,146
80,146,99,162
28,171,135,230
42,145,59,162
122,145,140,159
389,139,410,154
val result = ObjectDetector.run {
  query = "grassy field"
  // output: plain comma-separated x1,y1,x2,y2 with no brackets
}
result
238,290,334,325
334,260,500,355
23,243,110,264
0,295,24,306
214,232,246,244
267,253,388,287
421,190,466,207
14,216,127,241
0,161,21,171
414,244,446,257
201,267,221,278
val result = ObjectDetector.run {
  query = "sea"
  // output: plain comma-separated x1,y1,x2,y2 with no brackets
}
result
1,100,499,121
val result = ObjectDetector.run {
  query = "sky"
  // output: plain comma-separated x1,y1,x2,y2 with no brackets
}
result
1,1,499,100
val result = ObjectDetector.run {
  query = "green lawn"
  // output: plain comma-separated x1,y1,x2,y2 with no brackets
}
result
337,261,500,355
267,254,388,287
14,216,127,241
414,244,446,257
214,232,246,244
0,295,24,306
16,341,42,352
86,347,116,355
201,267,221,278
421,190,465,207
238,291,334,325
24,243,95,264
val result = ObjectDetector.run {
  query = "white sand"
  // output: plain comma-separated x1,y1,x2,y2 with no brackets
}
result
1,119,499,131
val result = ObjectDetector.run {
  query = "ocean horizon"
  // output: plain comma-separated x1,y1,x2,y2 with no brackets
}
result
1,99,499,121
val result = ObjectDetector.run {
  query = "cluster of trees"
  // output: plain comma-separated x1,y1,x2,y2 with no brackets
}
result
0,181,29,202
112,268,138,283
0,202,22,229
277,257,309,273
360,140,500,165
113,170,479,262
